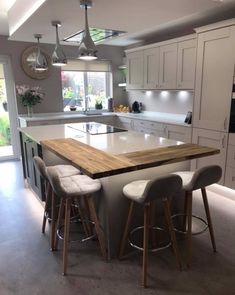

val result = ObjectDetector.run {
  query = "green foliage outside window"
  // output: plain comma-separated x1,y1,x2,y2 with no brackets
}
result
0,114,10,145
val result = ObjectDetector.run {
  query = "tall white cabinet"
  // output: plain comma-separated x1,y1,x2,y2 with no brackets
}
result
192,20,235,186
193,26,235,132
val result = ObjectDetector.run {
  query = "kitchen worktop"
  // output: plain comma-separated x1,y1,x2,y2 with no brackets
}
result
19,122,218,178
19,123,179,154
18,111,190,127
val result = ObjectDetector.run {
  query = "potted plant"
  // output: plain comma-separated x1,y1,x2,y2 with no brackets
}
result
95,95,104,110
16,85,44,117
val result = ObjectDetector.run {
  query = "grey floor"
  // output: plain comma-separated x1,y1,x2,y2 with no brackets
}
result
0,161,235,295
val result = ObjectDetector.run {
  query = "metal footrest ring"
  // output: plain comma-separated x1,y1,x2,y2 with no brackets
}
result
171,213,208,235
57,217,96,243
128,226,171,253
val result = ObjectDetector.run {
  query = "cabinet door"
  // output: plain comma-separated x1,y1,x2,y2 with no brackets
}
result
143,47,159,89
114,116,133,130
177,39,196,89
193,26,235,132
166,124,192,143
159,43,177,89
126,51,144,89
191,128,228,184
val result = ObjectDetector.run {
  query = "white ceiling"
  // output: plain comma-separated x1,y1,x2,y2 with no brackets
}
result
2,0,235,46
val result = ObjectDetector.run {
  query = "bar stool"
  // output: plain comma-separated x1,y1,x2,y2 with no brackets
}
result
33,156,81,250
47,166,107,275
173,165,222,267
119,174,183,288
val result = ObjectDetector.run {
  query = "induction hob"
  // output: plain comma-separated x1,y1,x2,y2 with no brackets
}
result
68,122,127,135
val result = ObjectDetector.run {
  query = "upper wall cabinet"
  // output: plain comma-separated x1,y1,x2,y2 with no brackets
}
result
177,39,197,89
126,51,144,89
159,43,178,89
193,26,235,132
143,47,160,89
126,35,196,90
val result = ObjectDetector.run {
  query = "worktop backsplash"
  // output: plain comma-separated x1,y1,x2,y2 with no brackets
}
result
127,90,193,115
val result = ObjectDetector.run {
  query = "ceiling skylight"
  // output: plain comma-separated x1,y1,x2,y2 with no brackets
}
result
63,28,126,44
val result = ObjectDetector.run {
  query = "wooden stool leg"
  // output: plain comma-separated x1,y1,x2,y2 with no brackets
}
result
54,198,65,251
163,198,182,271
63,198,71,275
42,182,51,233
186,191,193,268
150,200,157,248
183,191,188,232
201,188,217,252
142,203,150,288
87,196,107,260
119,201,134,259
50,191,57,251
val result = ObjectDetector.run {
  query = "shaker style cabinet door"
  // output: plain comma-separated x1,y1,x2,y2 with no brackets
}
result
191,127,228,184
159,43,177,89
193,26,235,132
126,51,144,90
143,47,160,89
177,39,196,89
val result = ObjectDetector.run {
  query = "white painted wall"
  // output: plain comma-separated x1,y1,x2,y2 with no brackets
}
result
0,35,126,114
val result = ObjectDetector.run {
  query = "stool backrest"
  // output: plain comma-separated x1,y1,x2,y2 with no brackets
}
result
33,156,48,180
190,165,222,191
47,166,64,197
142,174,182,203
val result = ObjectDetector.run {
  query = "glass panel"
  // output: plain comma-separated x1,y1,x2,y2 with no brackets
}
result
61,71,85,111
87,72,107,109
0,75,13,157
61,71,109,111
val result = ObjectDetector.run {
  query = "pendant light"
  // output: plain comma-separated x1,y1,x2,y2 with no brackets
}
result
51,21,67,66
78,0,97,60
34,34,48,72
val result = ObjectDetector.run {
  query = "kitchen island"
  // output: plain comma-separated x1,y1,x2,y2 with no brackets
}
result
19,122,219,258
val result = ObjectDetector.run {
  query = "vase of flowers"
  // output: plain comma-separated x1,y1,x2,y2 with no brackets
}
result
16,85,44,117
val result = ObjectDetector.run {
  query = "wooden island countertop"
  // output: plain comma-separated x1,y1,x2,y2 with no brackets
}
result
41,138,219,179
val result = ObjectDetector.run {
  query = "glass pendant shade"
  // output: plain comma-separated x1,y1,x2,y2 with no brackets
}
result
78,2,97,60
34,34,48,72
52,21,67,66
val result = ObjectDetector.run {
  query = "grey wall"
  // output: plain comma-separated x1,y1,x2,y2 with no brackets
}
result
127,90,193,115
0,35,126,114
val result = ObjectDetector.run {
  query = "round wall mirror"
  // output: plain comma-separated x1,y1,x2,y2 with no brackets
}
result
21,46,51,80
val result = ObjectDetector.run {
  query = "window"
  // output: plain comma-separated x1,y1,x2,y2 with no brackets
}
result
61,71,112,112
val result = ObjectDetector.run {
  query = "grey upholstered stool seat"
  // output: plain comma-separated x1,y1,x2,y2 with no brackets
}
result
33,156,81,250
47,167,106,275
173,165,222,267
119,174,183,288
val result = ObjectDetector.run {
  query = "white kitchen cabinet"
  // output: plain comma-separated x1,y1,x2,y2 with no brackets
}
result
193,26,235,132
191,128,228,184
177,39,197,89
114,116,134,130
166,124,192,143
225,134,235,189
143,47,160,89
132,119,165,137
126,51,144,90
159,43,178,89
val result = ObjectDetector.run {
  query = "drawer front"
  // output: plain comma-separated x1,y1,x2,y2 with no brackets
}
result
167,125,192,143
225,166,235,190
226,144,235,168
134,119,164,131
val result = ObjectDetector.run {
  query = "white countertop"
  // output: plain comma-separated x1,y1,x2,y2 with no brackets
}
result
19,122,182,155
117,111,190,127
18,111,115,122
18,111,191,127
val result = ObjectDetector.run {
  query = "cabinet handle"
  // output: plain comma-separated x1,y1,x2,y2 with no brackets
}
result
222,135,226,148
223,117,228,130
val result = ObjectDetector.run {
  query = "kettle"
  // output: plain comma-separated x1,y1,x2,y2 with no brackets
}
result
132,101,141,113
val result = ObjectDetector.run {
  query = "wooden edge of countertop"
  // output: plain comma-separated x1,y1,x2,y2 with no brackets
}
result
40,138,137,178
41,139,220,179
